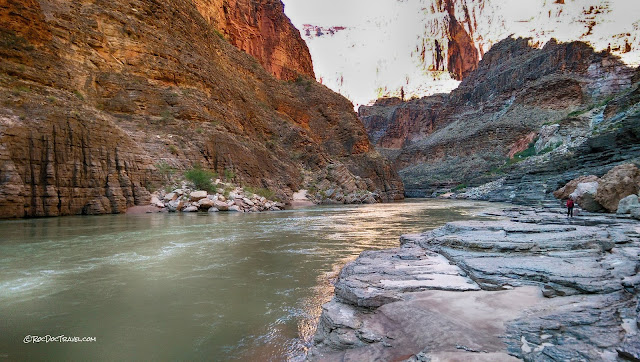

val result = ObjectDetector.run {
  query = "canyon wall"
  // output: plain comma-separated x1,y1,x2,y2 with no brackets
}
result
193,0,314,81
0,0,402,218
360,36,638,198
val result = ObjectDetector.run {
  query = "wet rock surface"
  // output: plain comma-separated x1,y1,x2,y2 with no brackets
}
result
308,206,640,361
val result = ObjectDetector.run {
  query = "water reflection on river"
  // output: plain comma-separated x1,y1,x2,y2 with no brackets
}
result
0,199,498,361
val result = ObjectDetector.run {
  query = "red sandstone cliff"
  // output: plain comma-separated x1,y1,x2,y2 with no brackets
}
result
0,0,401,218
193,0,314,81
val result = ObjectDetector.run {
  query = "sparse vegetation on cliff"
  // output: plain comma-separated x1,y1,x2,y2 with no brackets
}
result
184,165,217,193
243,186,277,201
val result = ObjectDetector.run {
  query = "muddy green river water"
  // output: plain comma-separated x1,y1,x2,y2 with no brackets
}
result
0,199,497,361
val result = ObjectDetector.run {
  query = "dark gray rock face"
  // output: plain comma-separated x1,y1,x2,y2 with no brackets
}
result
475,113,640,205
308,207,640,361
359,36,640,201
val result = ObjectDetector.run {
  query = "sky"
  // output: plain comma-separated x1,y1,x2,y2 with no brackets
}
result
282,0,640,107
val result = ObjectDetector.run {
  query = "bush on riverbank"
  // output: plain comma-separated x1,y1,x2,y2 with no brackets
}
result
184,165,217,193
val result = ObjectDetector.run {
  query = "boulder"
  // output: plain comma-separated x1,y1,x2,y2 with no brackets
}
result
344,194,356,204
183,206,198,212
163,192,178,202
617,194,640,214
570,182,605,212
167,200,183,212
150,195,161,205
632,207,640,220
213,200,229,211
198,198,215,210
362,195,376,204
228,205,242,212
208,207,219,213
190,190,208,201
595,164,640,212
553,175,600,200
242,197,255,206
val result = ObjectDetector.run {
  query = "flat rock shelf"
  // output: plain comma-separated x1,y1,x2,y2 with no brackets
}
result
308,207,640,361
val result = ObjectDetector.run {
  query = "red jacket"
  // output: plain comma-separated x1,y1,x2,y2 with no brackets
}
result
567,199,574,208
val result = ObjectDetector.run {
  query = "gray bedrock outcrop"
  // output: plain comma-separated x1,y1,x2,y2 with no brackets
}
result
308,207,640,361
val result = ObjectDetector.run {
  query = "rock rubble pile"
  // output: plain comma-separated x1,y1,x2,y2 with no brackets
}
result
149,183,285,214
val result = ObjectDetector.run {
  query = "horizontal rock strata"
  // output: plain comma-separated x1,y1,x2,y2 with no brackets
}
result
360,37,639,200
0,0,403,218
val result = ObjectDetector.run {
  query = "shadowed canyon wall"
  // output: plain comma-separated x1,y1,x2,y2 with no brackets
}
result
360,36,638,198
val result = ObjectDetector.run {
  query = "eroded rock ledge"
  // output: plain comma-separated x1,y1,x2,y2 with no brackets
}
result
308,207,640,361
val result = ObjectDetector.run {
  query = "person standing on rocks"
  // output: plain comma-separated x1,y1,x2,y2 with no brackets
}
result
566,197,575,217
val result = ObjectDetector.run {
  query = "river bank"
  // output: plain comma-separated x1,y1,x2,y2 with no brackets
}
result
308,205,640,361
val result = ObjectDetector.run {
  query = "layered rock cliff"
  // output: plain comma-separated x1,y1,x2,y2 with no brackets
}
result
360,36,638,199
193,0,314,81
0,0,402,218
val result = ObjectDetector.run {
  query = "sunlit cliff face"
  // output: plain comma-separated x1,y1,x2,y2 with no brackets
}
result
283,0,640,107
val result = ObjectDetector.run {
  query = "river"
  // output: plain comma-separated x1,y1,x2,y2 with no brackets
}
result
0,199,498,361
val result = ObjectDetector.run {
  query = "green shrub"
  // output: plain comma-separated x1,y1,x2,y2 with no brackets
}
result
223,168,235,181
13,85,30,93
213,29,226,40
73,90,84,100
567,95,615,117
155,161,176,181
452,183,467,192
539,141,563,155
244,186,275,200
160,110,173,124
168,145,178,155
508,138,538,165
184,165,217,192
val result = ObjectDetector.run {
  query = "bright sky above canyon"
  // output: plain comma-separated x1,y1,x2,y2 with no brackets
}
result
282,0,640,107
